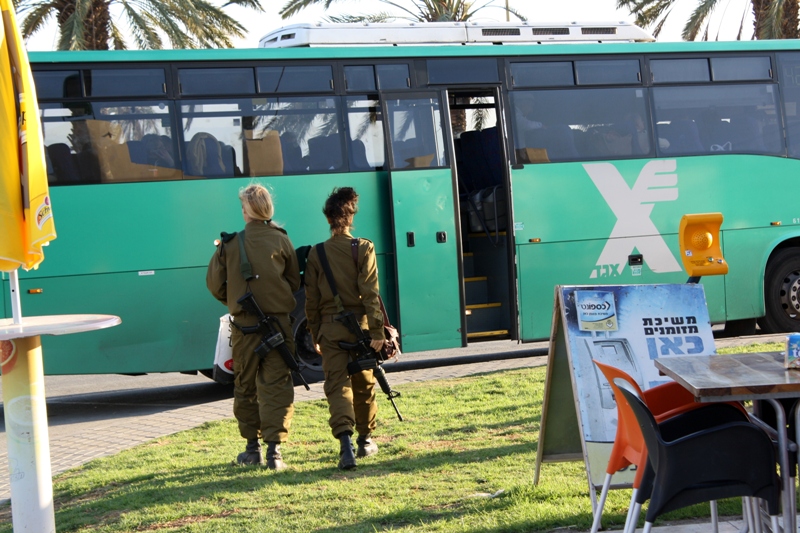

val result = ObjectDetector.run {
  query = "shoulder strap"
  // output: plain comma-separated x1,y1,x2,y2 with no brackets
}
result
351,237,390,327
315,242,344,313
350,238,359,267
237,229,255,281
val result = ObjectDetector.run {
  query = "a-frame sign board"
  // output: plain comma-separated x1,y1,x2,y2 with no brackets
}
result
534,284,716,509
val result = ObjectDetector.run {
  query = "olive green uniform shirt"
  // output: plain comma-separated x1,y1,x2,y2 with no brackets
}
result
205,219,301,443
304,232,383,341
206,220,301,324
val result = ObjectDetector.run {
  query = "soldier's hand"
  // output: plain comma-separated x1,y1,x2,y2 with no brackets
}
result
370,339,385,352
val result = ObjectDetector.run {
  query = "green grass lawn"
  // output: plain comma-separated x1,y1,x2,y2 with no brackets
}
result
0,342,784,532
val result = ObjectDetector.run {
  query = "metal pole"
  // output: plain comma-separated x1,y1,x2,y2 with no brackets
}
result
506,0,509,21
10,269,22,325
2,335,56,533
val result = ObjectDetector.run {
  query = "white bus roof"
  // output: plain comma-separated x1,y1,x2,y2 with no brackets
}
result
258,21,655,48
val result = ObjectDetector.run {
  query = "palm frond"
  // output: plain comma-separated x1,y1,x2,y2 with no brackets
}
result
280,0,341,19
763,0,786,39
682,0,720,41
57,0,91,50
108,21,127,50
121,3,162,50
325,13,394,23
19,2,54,39
221,0,264,13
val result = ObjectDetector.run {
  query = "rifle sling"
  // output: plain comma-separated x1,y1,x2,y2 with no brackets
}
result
315,242,345,314
237,229,254,281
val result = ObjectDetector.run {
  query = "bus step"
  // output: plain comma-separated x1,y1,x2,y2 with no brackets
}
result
462,252,475,278
466,302,504,332
465,276,488,305
468,231,507,239
467,330,509,340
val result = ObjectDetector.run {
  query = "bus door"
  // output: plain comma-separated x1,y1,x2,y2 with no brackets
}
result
447,88,518,343
380,90,465,352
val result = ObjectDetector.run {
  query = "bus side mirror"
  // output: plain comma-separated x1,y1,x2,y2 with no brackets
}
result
679,213,728,278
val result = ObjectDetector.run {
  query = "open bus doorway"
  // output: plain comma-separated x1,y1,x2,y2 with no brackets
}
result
448,89,517,343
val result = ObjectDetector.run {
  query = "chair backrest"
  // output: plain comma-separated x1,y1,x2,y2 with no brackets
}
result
348,138,372,171
613,378,663,471
659,120,705,155
47,143,81,183
308,134,344,171
524,125,578,162
593,360,649,481
280,132,304,173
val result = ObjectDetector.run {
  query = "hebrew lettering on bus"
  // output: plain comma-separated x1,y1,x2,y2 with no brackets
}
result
584,160,682,279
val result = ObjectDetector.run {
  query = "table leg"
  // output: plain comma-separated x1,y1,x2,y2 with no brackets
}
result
766,399,794,533
1,335,55,533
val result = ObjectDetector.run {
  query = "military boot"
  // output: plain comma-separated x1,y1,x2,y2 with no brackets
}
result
236,438,264,466
356,434,378,458
266,442,286,471
337,432,357,470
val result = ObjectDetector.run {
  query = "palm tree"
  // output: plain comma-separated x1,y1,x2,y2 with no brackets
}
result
617,0,798,40
279,0,525,23
278,0,524,134
15,0,265,50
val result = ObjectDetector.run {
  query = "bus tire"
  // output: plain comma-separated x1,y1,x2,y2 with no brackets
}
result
291,288,324,384
759,248,800,333
293,315,324,384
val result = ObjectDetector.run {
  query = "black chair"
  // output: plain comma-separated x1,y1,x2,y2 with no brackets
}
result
614,378,781,533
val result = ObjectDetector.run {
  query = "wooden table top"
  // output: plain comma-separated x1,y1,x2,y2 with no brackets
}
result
654,351,800,402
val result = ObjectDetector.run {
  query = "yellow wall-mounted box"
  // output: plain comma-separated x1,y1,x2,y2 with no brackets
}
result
678,213,728,278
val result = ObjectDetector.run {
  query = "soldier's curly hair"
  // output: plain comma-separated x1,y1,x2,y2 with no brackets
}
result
323,187,359,235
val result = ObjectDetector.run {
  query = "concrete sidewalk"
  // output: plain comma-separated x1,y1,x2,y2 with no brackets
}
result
0,334,790,531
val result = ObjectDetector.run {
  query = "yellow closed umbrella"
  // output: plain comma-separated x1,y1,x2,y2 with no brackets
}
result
0,0,55,274
0,2,60,531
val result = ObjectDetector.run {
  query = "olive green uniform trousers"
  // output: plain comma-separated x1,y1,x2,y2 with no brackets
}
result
231,314,295,443
319,320,377,438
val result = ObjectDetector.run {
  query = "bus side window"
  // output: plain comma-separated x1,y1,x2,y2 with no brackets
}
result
653,85,782,157
345,96,385,171
778,53,800,158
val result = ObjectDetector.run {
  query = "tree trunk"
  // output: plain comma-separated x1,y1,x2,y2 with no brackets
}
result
85,0,110,50
753,0,799,39
783,0,800,39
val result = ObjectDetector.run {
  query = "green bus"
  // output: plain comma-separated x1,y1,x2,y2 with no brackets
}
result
9,21,800,380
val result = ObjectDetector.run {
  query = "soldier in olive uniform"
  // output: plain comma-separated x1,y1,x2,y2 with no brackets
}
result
207,184,300,469
305,187,385,470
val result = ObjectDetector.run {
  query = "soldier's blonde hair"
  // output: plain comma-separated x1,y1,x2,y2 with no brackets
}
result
239,183,274,222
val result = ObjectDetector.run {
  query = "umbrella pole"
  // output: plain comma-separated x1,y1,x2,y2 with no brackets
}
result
9,268,22,324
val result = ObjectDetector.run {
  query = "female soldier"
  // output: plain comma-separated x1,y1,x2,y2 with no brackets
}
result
207,183,300,469
304,187,385,470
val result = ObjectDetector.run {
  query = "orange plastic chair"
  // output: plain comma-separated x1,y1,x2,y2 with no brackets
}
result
589,360,747,533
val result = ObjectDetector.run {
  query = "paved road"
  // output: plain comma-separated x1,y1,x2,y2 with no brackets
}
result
0,333,786,506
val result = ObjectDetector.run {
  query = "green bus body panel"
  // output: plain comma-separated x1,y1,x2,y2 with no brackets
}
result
511,155,799,340
27,38,800,65
8,268,216,374
23,173,391,279
390,168,461,352
6,172,397,374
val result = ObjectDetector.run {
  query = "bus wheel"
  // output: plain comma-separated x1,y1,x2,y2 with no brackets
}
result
759,248,800,333
293,316,324,384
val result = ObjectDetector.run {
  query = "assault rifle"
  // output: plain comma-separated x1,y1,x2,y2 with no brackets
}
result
337,310,403,421
236,292,310,391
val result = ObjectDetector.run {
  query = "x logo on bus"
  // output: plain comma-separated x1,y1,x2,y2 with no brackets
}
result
584,160,682,279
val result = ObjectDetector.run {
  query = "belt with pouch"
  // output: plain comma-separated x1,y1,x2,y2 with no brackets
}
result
321,313,365,323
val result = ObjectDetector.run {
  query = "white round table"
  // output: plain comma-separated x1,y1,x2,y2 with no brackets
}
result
1,314,120,533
